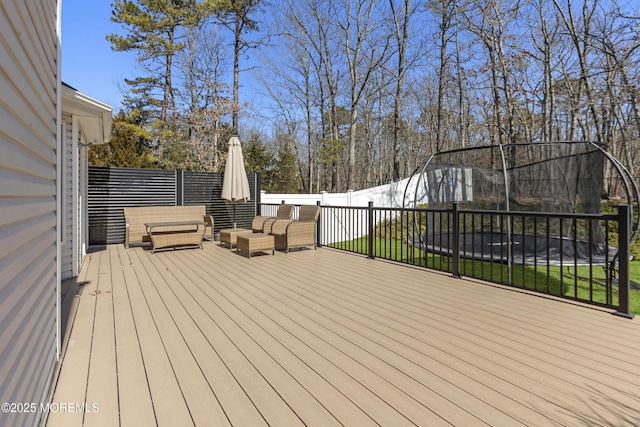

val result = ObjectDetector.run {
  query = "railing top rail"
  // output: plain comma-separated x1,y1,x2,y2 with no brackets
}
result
258,202,619,221
457,208,618,221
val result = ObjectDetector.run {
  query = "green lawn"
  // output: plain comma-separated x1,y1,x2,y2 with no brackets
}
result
330,237,640,314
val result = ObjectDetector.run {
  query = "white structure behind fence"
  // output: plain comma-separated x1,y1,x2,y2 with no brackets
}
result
261,177,421,208
260,178,427,244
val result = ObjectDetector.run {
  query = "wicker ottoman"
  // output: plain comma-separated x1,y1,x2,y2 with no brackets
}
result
219,228,253,249
236,233,275,258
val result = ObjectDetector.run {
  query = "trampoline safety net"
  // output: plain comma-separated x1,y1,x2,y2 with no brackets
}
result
404,142,639,266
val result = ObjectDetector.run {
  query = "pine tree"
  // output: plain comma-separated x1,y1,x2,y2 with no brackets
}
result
89,111,156,168
107,0,213,155
214,0,265,134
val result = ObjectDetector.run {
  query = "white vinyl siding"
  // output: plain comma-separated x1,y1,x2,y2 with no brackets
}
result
60,86,112,273
60,113,73,279
0,1,60,426
79,143,89,265
61,111,90,280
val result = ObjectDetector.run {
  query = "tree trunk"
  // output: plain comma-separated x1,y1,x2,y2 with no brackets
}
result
390,0,411,180
232,14,242,135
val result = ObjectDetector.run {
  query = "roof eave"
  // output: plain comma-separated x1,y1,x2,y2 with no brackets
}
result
61,83,113,145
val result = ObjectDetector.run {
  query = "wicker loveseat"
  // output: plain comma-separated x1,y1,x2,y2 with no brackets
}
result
252,204,294,233
123,205,214,251
270,205,321,253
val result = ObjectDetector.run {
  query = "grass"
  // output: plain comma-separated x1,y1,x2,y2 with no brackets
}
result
330,236,640,314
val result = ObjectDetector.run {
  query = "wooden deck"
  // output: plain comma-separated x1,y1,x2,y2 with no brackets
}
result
47,242,640,426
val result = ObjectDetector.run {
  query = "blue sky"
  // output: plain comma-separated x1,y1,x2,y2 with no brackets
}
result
62,0,136,110
62,0,269,121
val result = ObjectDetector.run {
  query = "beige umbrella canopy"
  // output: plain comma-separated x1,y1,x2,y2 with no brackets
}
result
221,136,251,228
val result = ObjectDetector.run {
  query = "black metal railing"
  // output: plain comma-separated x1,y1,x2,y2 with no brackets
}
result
259,202,634,317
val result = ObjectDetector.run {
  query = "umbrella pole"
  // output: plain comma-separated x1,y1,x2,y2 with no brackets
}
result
233,202,237,228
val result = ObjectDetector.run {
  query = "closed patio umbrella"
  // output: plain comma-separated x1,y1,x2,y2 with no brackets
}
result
221,136,251,228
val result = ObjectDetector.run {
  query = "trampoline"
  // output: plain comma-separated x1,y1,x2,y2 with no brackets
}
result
413,231,617,267
403,142,639,267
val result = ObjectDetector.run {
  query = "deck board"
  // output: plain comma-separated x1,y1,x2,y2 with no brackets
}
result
219,252,555,426
186,251,478,426
47,250,102,427
84,246,119,427
173,252,381,427
140,248,269,427
116,246,194,427
158,251,328,427
249,279,553,425
182,258,416,426
48,242,640,426
202,251,493,425
111,245,156,426
128,247,229,427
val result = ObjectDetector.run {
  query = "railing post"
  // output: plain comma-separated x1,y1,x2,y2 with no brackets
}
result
259,190,266,215
614,205,634,319
316,201,322,248
368,201,374,259
451,202,461,278
176,168,184,206
254,173,260,216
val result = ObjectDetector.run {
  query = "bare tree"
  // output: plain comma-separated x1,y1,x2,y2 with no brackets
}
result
593,1,640,195
274,0,344,191
388,0,414,179
332,0,392,189
262,0,328,193
174,23,233,171
528,0,561,142
552,0,604,143
461,0,523,146
427,0,456,152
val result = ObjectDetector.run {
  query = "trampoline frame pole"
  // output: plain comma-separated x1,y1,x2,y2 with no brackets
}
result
498,145,513,283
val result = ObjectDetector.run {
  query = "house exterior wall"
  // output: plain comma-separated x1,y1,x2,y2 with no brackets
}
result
59,86,112,280
80,144,89,261
61,112,74,279
0,1,61,426
60,111,96,280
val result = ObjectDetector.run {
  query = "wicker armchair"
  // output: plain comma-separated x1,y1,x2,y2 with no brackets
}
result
252,204,294,233
270,205,321,253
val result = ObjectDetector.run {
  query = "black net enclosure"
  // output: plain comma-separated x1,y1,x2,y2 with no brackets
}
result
403,142,639,266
